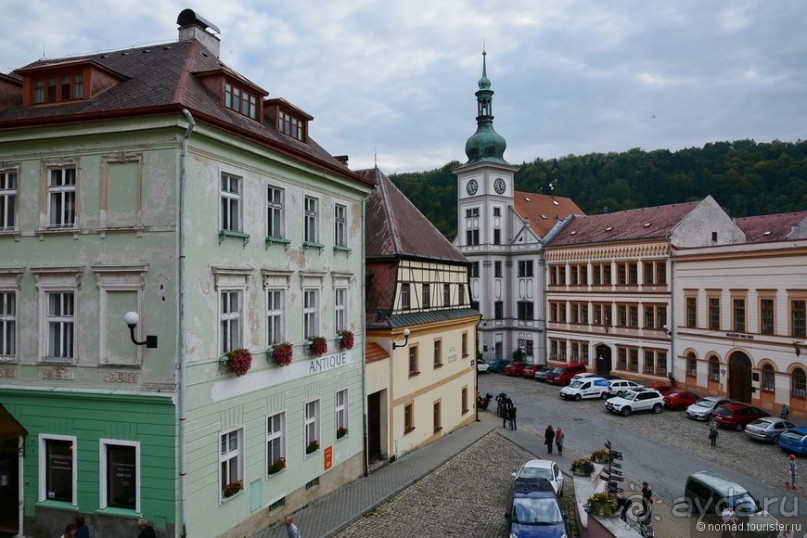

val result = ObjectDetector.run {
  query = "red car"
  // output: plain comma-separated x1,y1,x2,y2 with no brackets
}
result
647,382,675,395
663,391,701,410
522,364,538,378
504,361,528,376
712,402,769,431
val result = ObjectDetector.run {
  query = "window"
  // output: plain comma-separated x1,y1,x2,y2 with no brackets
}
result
462,332,468,357
792,368,806,398
762,364,775,392
517,261,533,278
220,428,244,497
792,300,806,338
517,301,534,321
267,289,284,345
304,289,319,339
462,387,469,414
304,196,319,244
219,290,242,354
33,72,83,104
617,304,627,327
458,284,465,305
48,167,76,229
278,111,304,140
644,262,654,285
657,351,668,375
443,283,451,306
617,263,627,285
433,339,442,368
401,283,411,310
335,389,348,436
708,297,721,330
422,283,430,309
225,82,257,119
335,287,347,333
733,298,746,332
334,203,347,247
39,435,76,504
629,348,639,371
494,301,504,320
0,291,16,358
0,170,17,230
656,262,666,285
494,261,502,278
465,228,479,246
267,412,286,472
220,174,241,232
644,350,655,374
687,353,697,377
760,298,775,335
100,440,139,511
709,357,720,381
493,207,501,217
470,263,480,278
404,402,415,433
408,347,419,376
617,347,627,370
629,305,639,328
628,262,638,285
267,186,285,239
305,400,320,452
433,401,442,433
47,292,75,359
493,228,501,245
686,296,697,328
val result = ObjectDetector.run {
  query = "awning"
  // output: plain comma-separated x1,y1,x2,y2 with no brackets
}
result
0,404,26,443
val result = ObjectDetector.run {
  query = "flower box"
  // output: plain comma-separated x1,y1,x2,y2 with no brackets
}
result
585,492,617,517
336,427,348,439
269,342,293,366
222,480,243,497
571,458,594,476
220,348,252,376
338,330,354,351
268,457,286,475
307,336,328,357
306,440,320,454
590,448,610,464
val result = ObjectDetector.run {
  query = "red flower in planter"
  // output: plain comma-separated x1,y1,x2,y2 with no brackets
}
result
308,336,328,357
271,342,293,366
339,330,354,350
225,348,252,376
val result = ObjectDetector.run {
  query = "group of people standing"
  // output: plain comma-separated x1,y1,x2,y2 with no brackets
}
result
498,395,518,430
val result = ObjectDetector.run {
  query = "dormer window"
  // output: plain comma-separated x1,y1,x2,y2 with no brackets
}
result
264,98,311,143
225,82,257,119
33,72,84,104
278,111,303,141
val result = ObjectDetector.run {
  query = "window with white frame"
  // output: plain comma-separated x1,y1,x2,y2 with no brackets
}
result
305,400,320,453
267,186,285,239
220,173,242,232
334,203,347,247
48,166,76,229
47,292,75,359
0,290,16,358
220,289,242,354
39,434,76,503
220,428,244,497
34,270,81,361
335,389,348,437
267,412,286,473
304,196,319,244
267,289,284,345
100,439,139,511
0,169,17,231
335,287,347,333
304,289,319,339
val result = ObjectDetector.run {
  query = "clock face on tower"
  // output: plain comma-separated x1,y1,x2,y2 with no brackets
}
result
494,178,506,194
466,179,478,195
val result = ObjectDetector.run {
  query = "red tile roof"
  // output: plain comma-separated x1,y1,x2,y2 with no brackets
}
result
365,342,390,363
735,212,807,243
548,201,701,246
512,190,584,238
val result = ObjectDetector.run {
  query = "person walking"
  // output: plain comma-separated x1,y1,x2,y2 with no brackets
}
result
284,515,301,538
60,523,77,538
786,454,798,490
502,398,512,428
508,406,517,430
641,481,653,518
137,519,157,538
781,404,790,420
75,515,89,538
544,425,555,454
555,427,565,455
708,418,719,447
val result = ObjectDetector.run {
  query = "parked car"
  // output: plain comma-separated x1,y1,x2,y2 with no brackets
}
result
505,477,568,538
663,390,701,411
559,377,610,401
504,361,529,376
487,358,511,373
511,459,564,497
476,358,490,374
571,372,598,382
744,417,796,443
546,363,587,386
779,427,807,456
606,379,642,397
686,396,731,421
647,382,675,395
605,389,665,416
522,364,539,379
711,402,769,431
534,366,552,382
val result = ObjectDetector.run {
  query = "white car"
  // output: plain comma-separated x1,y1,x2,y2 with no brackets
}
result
512,459,564,497
476,358,490,374
571,372,599,382
560,377,610,400
606,379,643,397
686,396,730,421
605,389,664,416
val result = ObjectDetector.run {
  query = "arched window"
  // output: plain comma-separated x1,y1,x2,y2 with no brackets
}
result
792,368,806,398
709,357,720,381
762,364,775,392
686,352,697,377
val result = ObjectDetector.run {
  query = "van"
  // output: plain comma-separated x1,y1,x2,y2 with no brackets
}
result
546,363,587,386
559,377,609,400
684,471,761,516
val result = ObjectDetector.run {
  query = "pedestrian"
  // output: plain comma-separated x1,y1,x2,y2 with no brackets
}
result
786,454,798,490
508,406,517,430
721,503,737,538
60,523,77,538
75,515,89,538
544,425,555,454
502,398,512,428
137,518,157,538
781,404,790,420
708,418,719,447
284,515,301,538
641,481,653,517
555,427,564,455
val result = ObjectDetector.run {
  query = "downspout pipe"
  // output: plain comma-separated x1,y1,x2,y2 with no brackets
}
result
178,109,195,538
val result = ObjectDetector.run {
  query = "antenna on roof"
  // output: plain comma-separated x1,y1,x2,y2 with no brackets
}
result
374,147,377,169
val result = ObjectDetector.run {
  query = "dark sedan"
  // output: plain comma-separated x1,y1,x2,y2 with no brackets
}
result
487,358,512,373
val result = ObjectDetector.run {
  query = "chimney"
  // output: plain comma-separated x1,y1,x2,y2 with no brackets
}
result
176,9,221,58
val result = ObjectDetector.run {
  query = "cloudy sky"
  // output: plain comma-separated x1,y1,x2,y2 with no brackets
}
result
3,1,806,173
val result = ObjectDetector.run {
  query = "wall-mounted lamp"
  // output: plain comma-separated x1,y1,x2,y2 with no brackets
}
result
663,324,672,336
795,341,805,357
392,328,411,350
124,311,158,349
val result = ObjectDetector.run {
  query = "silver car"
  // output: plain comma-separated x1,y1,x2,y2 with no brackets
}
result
686,396,730,421
744,417,795,443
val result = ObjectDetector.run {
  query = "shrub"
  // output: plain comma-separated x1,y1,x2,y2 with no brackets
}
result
271,342,293,366
339,330,354,350
308,336,328,357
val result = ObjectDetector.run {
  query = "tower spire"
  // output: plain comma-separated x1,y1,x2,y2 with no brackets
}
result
463,50,508,165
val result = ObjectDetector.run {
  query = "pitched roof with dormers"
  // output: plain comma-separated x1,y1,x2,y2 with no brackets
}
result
0,38,370,187
358,167,468,263
512,190,584,238
735,212,807,243
547,200,701,247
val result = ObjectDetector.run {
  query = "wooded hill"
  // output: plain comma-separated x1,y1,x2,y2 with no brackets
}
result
388,139,807,242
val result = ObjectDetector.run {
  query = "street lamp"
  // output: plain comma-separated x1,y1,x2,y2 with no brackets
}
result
124,311,158,349
392,328,411,350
